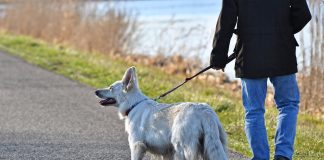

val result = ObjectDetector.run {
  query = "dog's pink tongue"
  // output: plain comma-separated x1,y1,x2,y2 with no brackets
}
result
99,98,116,106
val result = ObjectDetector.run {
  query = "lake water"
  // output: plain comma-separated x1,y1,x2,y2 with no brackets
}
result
96,0,224,56
93,0,241,78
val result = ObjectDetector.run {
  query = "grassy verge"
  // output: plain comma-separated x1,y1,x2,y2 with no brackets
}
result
0,32,323,159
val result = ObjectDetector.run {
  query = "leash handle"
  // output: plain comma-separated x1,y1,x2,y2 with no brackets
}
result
154,53,236,101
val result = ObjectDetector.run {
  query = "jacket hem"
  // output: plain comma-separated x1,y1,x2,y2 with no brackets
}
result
235,69,298,79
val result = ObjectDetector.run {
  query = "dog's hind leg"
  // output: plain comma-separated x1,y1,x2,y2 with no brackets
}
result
131,142,147,160
171,129,199,160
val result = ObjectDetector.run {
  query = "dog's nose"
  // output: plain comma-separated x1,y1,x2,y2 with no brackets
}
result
95,90,100,96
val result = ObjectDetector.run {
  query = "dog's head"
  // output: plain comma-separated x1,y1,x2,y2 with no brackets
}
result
95,66,141,109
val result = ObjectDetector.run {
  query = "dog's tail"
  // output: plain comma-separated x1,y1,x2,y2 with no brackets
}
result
202,110,228,160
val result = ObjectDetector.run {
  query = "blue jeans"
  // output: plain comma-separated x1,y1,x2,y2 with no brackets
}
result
241,74,300,160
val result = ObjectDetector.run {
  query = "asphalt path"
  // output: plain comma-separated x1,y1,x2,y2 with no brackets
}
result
0,51,247,159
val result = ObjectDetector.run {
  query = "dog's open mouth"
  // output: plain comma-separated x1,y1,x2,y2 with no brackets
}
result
99,98,117,106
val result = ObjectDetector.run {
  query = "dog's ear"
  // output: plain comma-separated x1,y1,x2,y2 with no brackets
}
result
122,66,138,92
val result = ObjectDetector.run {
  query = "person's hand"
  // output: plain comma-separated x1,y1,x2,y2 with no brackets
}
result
210,51,226,71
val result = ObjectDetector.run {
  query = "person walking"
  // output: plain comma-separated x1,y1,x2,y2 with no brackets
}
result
210,0,311,160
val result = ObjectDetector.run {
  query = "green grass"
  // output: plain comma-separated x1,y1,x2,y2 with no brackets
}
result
0,32,323,159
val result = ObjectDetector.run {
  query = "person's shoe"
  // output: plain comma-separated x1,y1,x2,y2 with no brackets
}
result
274,155,289,160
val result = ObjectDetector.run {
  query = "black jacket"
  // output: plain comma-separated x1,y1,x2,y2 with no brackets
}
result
210,0,311,78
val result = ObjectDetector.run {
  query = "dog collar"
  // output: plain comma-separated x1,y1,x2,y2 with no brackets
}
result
125,98,149,116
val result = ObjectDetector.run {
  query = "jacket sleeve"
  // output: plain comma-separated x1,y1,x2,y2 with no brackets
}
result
290,0,312,34
210,0,238,68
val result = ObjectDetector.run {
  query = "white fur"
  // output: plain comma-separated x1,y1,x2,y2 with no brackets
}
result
95,67,228,160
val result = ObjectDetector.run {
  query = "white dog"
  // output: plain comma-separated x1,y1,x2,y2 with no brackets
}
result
95,67,228,160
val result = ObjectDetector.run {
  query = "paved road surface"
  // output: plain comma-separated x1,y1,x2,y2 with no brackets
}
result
0,51,248,159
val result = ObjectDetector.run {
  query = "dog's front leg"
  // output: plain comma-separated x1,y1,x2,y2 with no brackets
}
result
131,141,147,160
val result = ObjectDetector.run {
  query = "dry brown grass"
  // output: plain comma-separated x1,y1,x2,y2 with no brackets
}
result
299,0,324,118
0,0,139,55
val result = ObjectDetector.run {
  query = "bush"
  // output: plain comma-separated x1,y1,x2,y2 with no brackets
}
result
0,0,139,55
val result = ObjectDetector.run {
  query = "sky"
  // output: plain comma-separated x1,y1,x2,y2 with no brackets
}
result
112,0,221,17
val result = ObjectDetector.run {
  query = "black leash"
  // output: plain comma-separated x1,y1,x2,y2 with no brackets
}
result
153,53,236,101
